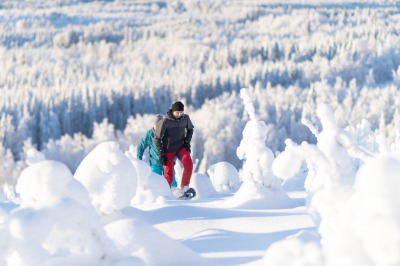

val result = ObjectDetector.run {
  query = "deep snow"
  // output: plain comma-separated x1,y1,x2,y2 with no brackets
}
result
1,0,400,265
1,88,399,266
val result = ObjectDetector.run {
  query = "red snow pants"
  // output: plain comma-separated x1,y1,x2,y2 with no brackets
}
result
163,147,193,189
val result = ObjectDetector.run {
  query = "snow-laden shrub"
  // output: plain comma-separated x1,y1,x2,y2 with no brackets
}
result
0,158,124,266
74,141,137,215
236,89,281,189
224,89,294,209
16,160,91,208
207,162,241,193
343,156,400,266
126,147,174,204
1,198,120,266
270,103,400,266
189,173,220,199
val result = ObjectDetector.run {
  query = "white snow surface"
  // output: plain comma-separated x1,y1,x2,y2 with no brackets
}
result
0,142,313,266
0,90,318,266
1,1,400,264
2,91,399,265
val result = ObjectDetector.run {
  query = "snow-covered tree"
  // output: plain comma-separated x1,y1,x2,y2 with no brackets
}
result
1,0,400,188
271,103,400,266
74,141,137,215
225,88,293,209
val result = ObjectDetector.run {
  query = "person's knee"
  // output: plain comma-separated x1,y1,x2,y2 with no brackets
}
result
182,158,193,171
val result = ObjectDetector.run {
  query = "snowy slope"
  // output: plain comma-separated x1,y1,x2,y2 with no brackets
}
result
1,1,400,265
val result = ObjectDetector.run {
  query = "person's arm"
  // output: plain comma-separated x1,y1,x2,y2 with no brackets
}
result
184,116,194,152
185,115,194,143
137,131,150,160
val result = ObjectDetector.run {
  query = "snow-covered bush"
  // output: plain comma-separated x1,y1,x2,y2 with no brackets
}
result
224,89,294,209
16,160,91,209
0,158,123,266
74,141,137,215
270,103,400,266
345,156,400,266
236,89,282,190
207,161,241,193
0,141,206,266
125,146,174,204
189,173,220,199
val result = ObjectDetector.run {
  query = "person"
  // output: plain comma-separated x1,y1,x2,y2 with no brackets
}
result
154,101,195,197
137,114,177,187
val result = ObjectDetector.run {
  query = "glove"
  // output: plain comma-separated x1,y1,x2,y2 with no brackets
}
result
159,155,167,165
184,141,191,153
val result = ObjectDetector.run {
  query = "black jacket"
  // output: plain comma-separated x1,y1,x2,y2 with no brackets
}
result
154,109,194,154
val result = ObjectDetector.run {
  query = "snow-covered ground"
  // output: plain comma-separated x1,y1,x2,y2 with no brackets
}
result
0,89,314,266
0,176,312,266
1,88,399,265
1,0,400,265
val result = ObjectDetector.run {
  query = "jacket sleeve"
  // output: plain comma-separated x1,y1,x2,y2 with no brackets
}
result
154,120,167,155
184,115,194,143
137,131,150,160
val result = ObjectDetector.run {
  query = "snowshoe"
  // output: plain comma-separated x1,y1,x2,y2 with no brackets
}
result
178,188,196,200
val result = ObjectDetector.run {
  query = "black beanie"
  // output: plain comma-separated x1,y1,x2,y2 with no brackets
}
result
171,101,184,112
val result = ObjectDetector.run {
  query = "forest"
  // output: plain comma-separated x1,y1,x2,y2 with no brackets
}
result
1,0,400,186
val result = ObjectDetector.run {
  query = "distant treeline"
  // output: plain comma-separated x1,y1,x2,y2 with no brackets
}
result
1,0,400,185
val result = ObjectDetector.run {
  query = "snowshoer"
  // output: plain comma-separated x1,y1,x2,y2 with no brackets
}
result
154,101,195,199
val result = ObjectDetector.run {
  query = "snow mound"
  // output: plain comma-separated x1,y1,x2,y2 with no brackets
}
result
104,218,210,266
125,147,152,178
7,157,122,266
16,160,90,208
126,149,174,204
207,162,241,192
190,173,220,199
131,171,173,204
223,182,297,209
74,141,138,215
262,238,323,266
346,156,400,266
272,140,305,180
2,198,118,266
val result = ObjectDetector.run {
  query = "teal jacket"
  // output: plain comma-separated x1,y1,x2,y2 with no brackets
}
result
137,128,177,187
137,129,160,166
